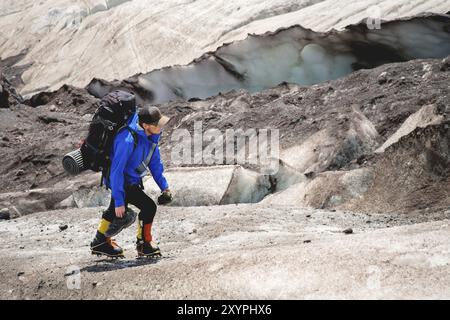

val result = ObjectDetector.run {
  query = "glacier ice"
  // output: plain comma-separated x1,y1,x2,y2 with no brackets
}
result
87,14,450,104
143,165,272,207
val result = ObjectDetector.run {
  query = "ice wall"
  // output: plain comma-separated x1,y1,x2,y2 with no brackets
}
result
87,14,450,104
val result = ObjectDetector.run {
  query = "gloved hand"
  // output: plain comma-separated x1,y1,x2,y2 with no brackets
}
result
158,189,173,205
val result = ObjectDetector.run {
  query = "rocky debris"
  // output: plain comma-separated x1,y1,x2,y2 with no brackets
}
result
55,195,76,209
38,115,67,124
440,56,450,71
262,168,374,209
377,72,389,84
0,208,10,220
0,73,23,108
25,84,99,115
0,83,8,108
0,86,95,193
0,49,30,89
375,104,446,153
343,228,353,234
345,121,450,214
37,280,45,290
279,109,379,173
59,225,68,231
0,56,449,215
264,119,449,213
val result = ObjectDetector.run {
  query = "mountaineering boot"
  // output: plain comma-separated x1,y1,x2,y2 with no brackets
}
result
136,240,161,258
90,232,124,258
136,221,161,257
104,207,137,238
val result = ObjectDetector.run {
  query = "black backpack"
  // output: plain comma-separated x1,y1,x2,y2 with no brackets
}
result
63,90,138,185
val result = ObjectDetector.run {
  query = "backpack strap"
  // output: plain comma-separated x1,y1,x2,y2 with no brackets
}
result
126,126,138,152
135,142,157,178
100,126,138,188
144,143,157,166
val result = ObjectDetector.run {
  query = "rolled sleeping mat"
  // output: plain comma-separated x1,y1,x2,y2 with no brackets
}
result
62,149,86,175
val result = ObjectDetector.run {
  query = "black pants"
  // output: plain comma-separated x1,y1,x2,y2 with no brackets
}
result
102,184,157,224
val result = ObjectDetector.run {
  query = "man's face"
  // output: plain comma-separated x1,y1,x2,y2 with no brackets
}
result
142,122,161,136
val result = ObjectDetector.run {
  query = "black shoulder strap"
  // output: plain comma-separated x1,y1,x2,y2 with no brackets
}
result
126,126,138,151
100,126,138,188
144,142,157,165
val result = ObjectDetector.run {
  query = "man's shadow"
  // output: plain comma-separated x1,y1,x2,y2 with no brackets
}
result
80,257,164,273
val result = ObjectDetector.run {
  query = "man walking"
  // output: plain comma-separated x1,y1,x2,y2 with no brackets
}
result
90,106,173,258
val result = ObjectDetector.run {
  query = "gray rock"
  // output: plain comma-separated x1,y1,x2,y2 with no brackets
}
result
9,206,22,219
0,208,10,220
16,199,47,215
82,113,93,121
304,171,316,179
377,72,389,84
343,228,353,234
55,195,76,209
440,56,450,71
15,169,25,177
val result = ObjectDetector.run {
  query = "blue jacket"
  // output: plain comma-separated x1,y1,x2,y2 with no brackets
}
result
106,112,169,207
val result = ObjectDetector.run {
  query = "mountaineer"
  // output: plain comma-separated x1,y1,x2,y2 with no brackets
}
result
90,105,173,258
